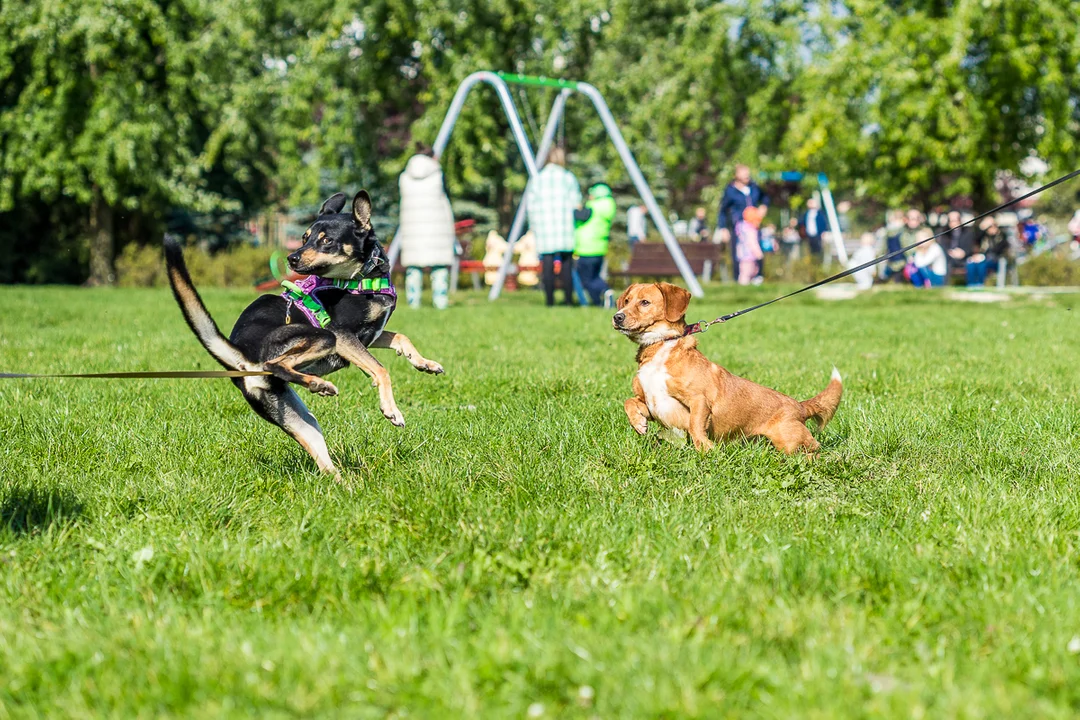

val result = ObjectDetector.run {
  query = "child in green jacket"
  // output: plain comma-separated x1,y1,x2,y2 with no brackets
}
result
574,183,617,307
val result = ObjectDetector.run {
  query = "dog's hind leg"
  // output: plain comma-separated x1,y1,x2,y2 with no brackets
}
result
688,398,715,452
240,378,340,480
259,328,339,396
335,335,405,427
763,420,819,455
369,331,444,375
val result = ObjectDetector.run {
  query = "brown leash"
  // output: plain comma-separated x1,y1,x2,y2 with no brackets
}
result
684,167,1080,336
0,370,271,380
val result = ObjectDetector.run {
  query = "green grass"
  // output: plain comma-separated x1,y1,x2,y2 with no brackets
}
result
2,283,1080,718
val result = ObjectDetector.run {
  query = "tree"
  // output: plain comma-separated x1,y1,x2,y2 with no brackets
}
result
0,0,277,284
781,0,1080,208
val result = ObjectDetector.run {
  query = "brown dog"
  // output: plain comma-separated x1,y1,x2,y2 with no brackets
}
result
613,282,842,453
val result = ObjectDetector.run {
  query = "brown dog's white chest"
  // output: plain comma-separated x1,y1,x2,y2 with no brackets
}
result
637,341,686,430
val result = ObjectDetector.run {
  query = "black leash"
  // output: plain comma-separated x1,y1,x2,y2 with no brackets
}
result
0,370,271,380
684,167,1080,336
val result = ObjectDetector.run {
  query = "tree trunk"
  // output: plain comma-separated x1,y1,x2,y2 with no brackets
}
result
87,185,115,286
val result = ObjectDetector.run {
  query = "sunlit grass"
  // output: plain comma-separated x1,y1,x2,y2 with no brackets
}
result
2,283,1079,717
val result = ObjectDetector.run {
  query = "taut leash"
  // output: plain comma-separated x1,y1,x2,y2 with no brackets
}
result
0,370,271,380
684,167,1080,336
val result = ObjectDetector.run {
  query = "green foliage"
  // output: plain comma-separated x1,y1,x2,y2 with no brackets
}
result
783,0,1080,206
3,285,1080,714
2,0,1079,283
115,243,274,287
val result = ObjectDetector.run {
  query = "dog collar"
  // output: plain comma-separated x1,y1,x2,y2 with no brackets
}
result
281,275,396,328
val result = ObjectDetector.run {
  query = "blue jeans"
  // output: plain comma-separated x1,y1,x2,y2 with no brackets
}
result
909,267,945,287
966,259,988,286
575,255,608,306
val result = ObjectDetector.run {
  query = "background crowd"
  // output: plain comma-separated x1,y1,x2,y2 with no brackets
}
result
397,147,1077,309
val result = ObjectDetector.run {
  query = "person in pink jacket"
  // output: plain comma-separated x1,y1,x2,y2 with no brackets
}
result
736,205,765,285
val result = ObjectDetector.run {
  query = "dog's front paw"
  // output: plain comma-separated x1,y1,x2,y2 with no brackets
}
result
308,378,339,397
630,416,649,435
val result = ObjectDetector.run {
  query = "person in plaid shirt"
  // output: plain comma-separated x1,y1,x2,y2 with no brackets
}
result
525,147,582,306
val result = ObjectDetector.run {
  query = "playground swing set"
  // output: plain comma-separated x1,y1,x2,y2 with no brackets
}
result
267,70,850,299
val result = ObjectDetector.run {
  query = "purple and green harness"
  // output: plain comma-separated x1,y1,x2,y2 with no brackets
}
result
281,275,396,328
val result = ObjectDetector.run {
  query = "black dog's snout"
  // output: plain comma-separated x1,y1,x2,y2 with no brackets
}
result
613,312,626,326
287,253,301,268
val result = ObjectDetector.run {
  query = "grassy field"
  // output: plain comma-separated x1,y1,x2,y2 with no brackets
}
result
2,282,1080,718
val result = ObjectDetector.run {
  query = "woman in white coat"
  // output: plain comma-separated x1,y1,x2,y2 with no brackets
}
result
398,151,456,309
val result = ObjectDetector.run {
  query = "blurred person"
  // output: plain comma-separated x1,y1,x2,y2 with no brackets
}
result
627,203,647,246
1069,208,1080,243
899,208,928,246
718,164,769,273
574,182,617,307
760,223,777,254
963,231,990,287
835,200,853,234
1017,212,1044,247
689,207,710,243
943,209,976,278
905,228,947,287
884,208,926,282
781,217,801,260
525,147,582,307
736,206,765,285
850,232,878,290
398,150,455,309
881,209,906,279
799,196,828,259
978,215,1011,278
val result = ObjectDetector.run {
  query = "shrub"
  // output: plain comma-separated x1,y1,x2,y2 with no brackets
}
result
115,244,168,287
1018,250,1080,287
116,243,275,288
767,254,834,285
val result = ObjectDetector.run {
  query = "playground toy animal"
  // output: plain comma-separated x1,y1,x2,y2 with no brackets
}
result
613,282,841,453
165,190,444,481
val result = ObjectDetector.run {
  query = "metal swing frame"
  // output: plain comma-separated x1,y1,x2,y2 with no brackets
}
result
387,70,704,299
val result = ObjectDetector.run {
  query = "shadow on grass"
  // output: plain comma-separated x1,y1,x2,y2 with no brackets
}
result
0,485,84,535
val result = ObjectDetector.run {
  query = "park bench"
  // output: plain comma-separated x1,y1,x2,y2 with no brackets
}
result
608,242,721,285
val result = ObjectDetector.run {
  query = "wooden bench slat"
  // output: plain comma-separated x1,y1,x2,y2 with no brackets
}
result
609,242,721,279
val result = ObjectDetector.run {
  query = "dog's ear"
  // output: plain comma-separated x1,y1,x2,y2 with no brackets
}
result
657,282,691,322
616,286,634,310
352,190,373,230
319,192,347,216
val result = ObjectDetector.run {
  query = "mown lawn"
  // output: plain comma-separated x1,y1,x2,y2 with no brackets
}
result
2,282,1080,718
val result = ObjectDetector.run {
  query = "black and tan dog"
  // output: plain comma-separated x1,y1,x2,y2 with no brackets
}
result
165,190,443,481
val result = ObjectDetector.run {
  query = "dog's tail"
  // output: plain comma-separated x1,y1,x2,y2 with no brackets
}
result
164,235,253,371
801,367,843,431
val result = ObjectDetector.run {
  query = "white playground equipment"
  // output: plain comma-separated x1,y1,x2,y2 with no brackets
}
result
387,72,851,296
387,71,705,299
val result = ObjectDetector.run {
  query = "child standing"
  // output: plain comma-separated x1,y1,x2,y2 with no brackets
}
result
850,232,878,290
735,206,765,285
